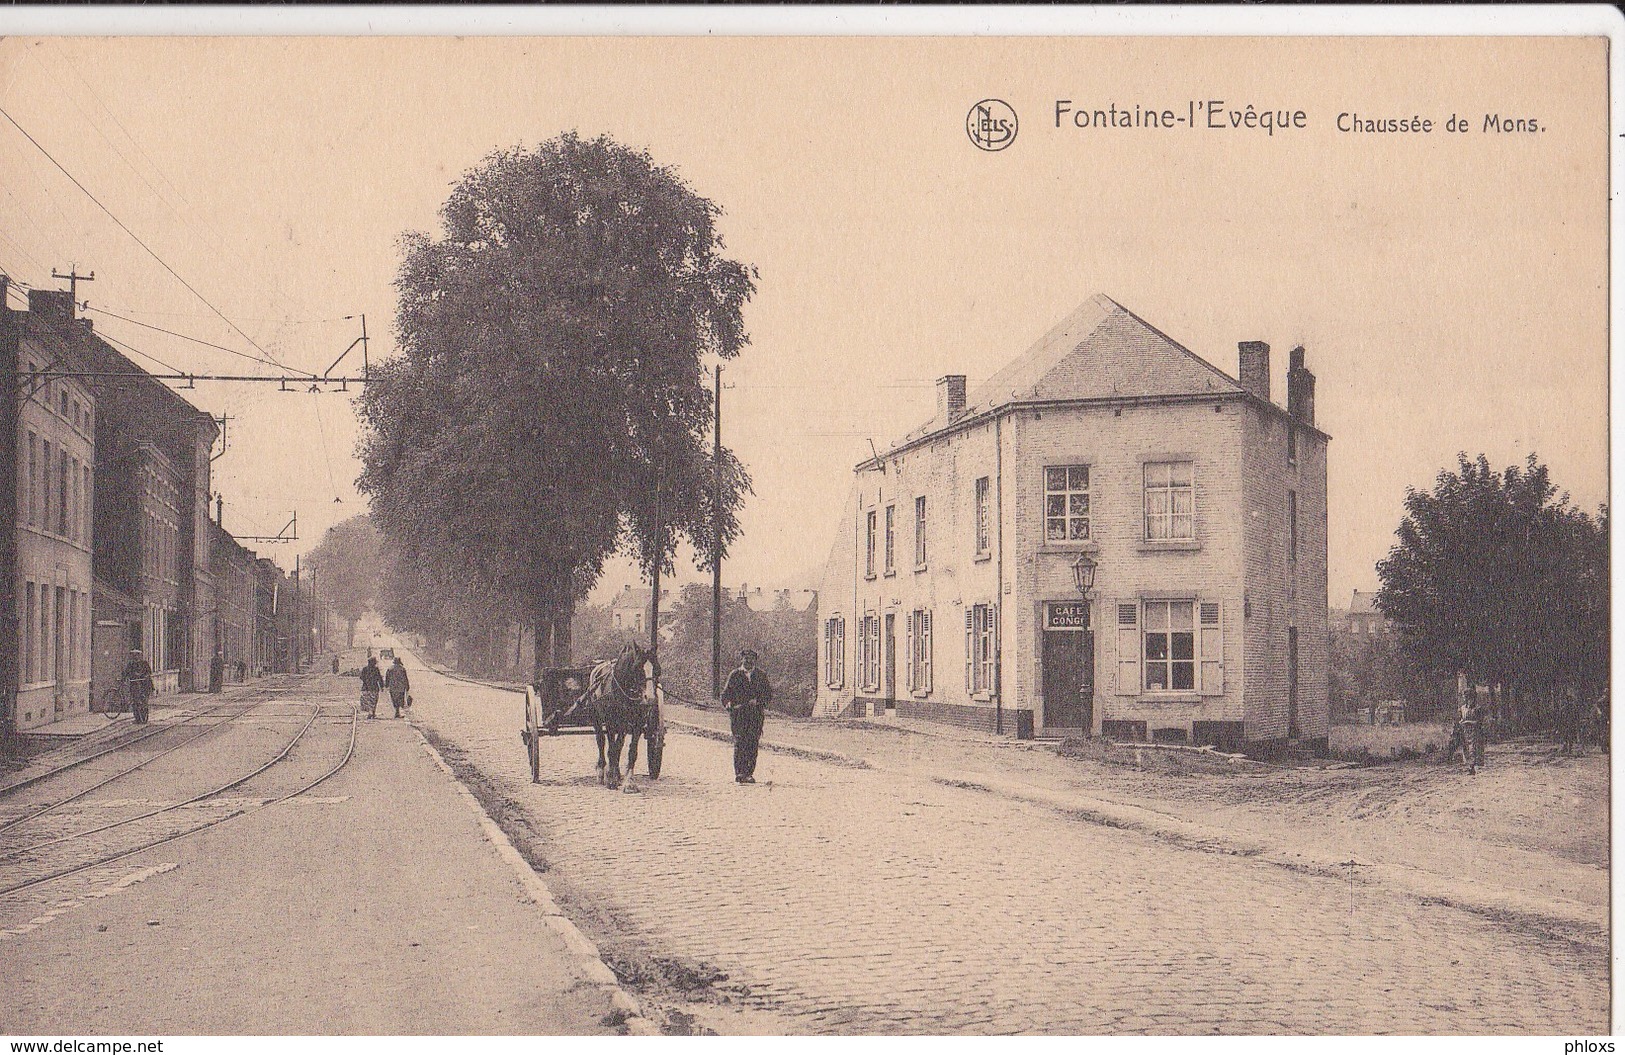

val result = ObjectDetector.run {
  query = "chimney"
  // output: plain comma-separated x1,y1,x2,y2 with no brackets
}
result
936,375,967,422
216,494,224,526
1287,345,1316,425
27,289,74,323
1237,341,1270,402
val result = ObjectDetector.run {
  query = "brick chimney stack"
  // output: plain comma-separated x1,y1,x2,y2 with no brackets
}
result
937,375,967,422
1237,341,1270,402
27,289,74,323
1287,345,1316,425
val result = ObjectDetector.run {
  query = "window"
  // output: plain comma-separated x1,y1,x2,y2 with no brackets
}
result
26,433,37,527
865,510,877,578
1144,461,1194,540
914,496,927,567
824,617,846,688
974,476,991,553
23,583,35,683
59,390,68,416
57,449,68,536
907,609,932,693
965,604,996,695
1143,600,1196,692
1288,490,1298,562
1287,424,1298,465
40,440,51,533
884,504,896,574
1044,465,1091,541
860,614,880,691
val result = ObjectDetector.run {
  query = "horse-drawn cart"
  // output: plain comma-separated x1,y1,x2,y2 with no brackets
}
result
521,663,665,784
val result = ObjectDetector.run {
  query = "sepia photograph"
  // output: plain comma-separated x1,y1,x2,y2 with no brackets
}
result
0,8,1613,1041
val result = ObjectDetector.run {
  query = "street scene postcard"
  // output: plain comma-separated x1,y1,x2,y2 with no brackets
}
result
0,10,1614,1043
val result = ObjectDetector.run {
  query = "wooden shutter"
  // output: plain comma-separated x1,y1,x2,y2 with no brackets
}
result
1199,601,1224,695
905,611,916,692
922,610,933,693
965,608,975,692
1116,601,1140,695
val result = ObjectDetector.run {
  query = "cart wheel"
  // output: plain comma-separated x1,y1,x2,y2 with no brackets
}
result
524,687,541,784
645,720,665,780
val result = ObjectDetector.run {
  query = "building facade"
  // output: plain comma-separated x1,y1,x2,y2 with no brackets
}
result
815,294,1330,750
12,310,96,729
210,518,257,682
19,290,222,699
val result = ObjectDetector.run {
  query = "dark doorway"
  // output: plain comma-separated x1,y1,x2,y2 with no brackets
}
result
1287,627,1300,739
1042,629,1094,732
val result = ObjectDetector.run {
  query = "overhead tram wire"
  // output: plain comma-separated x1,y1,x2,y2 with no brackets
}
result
89,306,312,378
0,102,303,377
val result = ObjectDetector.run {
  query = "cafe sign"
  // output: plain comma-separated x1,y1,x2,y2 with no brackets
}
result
1045,601,1090,630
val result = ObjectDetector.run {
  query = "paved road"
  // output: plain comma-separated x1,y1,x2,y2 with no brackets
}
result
1,676,620,1035
410,662,1609,1036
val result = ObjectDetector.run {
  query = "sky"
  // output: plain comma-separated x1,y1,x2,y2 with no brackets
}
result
0,32,1607,607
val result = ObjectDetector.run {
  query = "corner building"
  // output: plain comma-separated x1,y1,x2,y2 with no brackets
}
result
814,294,1329,751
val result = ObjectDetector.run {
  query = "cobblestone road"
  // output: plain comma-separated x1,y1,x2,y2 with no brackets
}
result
410,665,1609,1035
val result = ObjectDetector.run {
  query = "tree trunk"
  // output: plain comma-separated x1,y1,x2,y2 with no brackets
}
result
552,588,574,668
346,618,357,648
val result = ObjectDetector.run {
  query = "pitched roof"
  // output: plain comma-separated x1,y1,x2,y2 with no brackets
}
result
1350,590,1381,615
884,294,1248,456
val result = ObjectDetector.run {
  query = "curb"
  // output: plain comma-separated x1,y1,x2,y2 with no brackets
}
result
414,729,659,1035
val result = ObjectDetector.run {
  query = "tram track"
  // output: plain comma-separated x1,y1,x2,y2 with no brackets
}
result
0,691,273,799
0,704,359,898
0,693,275,837
0,702,325,862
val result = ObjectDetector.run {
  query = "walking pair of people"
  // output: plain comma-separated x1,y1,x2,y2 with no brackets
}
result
359,655,411,719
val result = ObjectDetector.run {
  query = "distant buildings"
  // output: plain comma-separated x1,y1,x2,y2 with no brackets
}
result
815,294,1330,751
1347,590,1392,636
607,585,674,638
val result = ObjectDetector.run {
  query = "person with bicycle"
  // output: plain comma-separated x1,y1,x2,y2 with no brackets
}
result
121,649,155,725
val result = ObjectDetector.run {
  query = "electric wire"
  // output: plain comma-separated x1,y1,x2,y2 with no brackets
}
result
0,102,303,376
88,306,306,376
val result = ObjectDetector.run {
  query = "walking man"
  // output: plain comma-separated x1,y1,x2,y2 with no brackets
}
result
121,649,155,725
209,650,225,694
358,656,384,719
385,655,411,719
721,648,772,784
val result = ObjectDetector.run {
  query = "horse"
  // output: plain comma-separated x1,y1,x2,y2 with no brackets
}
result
585,641,660,791
1559,690,1608,756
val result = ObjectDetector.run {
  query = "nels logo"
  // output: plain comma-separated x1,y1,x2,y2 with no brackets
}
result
967,99,1018,151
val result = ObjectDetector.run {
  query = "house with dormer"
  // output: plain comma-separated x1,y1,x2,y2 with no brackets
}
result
814,294,1329,751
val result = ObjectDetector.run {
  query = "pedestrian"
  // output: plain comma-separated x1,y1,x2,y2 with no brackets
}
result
121,649,155,725
721,647,772,784
236,659,247,682
1459,695,1485,775
331,655,340,675
358,656,384,719
385,656,411,719
209,650,225,694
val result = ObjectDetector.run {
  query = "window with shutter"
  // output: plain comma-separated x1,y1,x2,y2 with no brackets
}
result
1116,602,1140,695
922,610,933,693
965,608,975,692
905,611,915,691
1199,602,1224,695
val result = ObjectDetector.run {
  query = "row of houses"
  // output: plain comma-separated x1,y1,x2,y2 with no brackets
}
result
4,282,317,734
815,294,1331,752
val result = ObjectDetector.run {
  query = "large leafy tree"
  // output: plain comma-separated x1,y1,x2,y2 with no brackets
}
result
1376,452,1608,727
304,515,385,647
358,133,756,677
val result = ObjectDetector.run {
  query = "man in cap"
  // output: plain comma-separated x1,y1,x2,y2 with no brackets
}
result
721,648,772,783
121,649,155,724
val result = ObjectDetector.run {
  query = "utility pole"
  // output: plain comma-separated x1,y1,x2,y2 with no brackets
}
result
649,469,663,659
51,267,94,305
292,554,301,675
712,364,723,700
0,279,19,742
